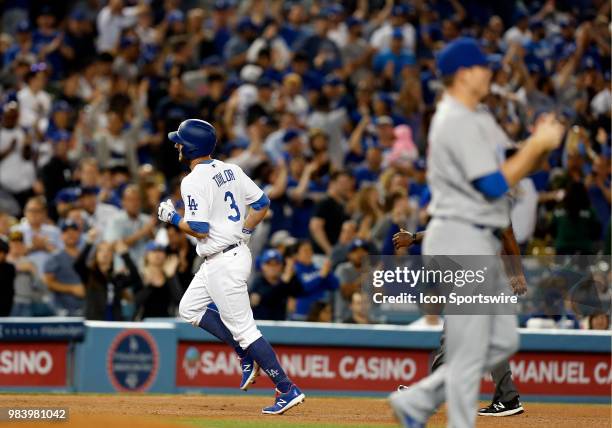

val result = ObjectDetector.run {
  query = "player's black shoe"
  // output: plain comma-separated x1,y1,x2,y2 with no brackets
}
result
478,397,524,416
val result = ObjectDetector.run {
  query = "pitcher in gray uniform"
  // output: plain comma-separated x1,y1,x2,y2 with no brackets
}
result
389,37,565,428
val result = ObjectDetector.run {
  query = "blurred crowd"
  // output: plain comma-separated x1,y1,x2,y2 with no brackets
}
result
0,0,609,329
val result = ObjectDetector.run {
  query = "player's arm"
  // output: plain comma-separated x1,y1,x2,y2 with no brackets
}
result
456,114,563,200
500,223,527,296
158,180,211,240
176,217,209,240
239,167,271,239
497,114,565,189
158,200,209,240
392,229,425,250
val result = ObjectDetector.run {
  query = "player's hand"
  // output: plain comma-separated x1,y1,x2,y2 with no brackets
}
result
114,240,129,255
157,199,176,224
71,284,86,298
509,275,527,296
531,114,565,152
85,228,99,244
393,230,415,250
320,259,332,277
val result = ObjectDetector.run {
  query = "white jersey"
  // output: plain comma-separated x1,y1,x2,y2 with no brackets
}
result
181,159,264,257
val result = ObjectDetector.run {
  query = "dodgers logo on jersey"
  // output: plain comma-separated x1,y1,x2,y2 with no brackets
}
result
187,195,198,211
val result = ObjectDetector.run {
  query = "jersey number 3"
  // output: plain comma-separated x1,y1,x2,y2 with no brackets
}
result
224,191,241,222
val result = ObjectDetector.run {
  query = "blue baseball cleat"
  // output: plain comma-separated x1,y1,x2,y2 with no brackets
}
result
389,391,425,428
239,357,260,391
261,385,306,415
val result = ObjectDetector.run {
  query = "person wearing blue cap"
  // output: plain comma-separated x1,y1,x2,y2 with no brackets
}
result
224,17,259,69
370,3,416,54
250,249,302,321
43,218,85,316
3,20,36,68
389,37,566,428
40,130,72,209
334,238,370,321
372,27,416,85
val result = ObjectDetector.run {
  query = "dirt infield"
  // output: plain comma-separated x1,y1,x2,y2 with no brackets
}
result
0,394,609,428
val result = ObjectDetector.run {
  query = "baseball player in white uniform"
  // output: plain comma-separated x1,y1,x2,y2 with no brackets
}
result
157,119,305,414
388,38,564,427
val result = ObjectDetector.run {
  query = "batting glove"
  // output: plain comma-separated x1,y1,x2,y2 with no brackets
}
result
158,199,181,226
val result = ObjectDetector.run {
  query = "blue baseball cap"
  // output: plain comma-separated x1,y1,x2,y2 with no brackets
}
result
214,0,234,10
70,9,87,21
256,76,273,88
413,158,427,171
201,55,222,67
436,37,488,77
60,219,80,231
346,17,363,28
79,186,99,197
323,75,342,86
120,36,138,49
54,188,80,204
50,130,71,143
167,9,184,23
282,129,301,143
52,100,72,113
349,239,369,252
237,17,256,33
260,249,283,264
392,4,408,16
226,137,250,152
145,241,166,253
16,20,32,33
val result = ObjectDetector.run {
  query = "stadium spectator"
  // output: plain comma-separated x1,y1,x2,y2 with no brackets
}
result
0,101,36,209
75,235,138,321
6,229,50,316
42,219,85,316
17,63,51,131
0,237,15,316
292,240,339,320
250,249,302,321
550,182,601,254
309,170,353,255
133,242,183,320
306,301,333,322
96,0,141,53
15,196,61,275
104,184,156,267
343,291,371,324
165,224,198,293
334,239,371,321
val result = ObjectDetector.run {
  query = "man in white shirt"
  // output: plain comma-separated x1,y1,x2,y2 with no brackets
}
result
369,5,416,54
96,0,140,53
17,66,51,131
0,102,36,207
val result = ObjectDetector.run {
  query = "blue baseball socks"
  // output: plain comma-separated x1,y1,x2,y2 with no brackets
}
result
198,306,247,359
247,337,293,393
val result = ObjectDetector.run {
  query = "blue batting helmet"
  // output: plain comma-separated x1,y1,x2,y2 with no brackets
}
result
168,119,217,159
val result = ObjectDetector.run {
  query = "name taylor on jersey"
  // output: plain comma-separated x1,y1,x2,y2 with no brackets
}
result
213,169,236,187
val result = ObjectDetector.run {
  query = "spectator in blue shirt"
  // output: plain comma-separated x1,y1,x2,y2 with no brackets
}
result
42,219,85,316
373,28,416,87
291,240,339,320
354,146,383,189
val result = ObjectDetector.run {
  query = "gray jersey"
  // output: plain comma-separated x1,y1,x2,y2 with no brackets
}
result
426,94,512,228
